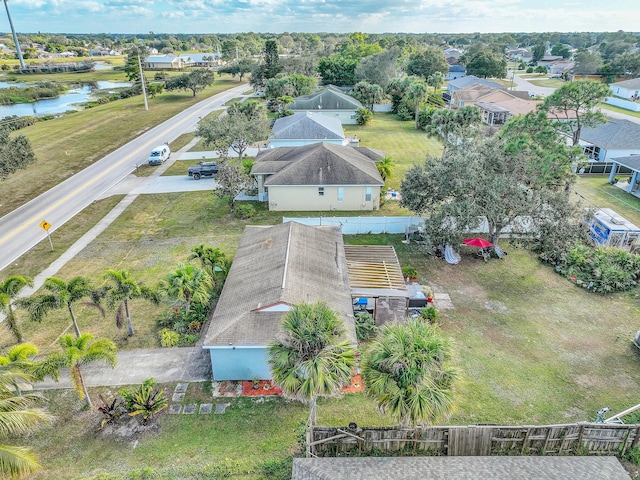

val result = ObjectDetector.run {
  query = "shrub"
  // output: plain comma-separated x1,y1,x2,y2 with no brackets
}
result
355,311,377,341
624,447,640,465
159,328,180,347
418,306,440,324
356,107,373,125
119,378,168,424
555,244,640,294
178,333,200,346
234,203,256,219
526,67,534,73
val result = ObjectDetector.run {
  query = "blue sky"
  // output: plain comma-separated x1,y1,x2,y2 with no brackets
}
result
4,0,640,34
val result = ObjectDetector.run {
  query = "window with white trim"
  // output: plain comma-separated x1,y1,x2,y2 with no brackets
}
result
337,187,344,202
318,187,325,196
365,187,372,202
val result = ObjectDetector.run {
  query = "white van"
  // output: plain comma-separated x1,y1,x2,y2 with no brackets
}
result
147,145,171,165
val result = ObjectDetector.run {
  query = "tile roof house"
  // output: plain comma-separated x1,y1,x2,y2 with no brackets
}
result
202,222,356,381
451,85,538,127
578,119,640,161
269,112,349,148
290,86,363,124
291,456,631,480
251,142,384,211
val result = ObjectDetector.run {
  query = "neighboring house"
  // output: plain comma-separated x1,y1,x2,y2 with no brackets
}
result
549,61,575,76
443,47,463,63
608,156,640,199
446,75,505,103
578,119,640,161
269,112,349,148
609,78,640,100
177,53,221,67
144,55,185,69
537,55,565,67
291,456,631,480
290,86,363,124
445,64,467,81
201,221,356,381
251,142,384,211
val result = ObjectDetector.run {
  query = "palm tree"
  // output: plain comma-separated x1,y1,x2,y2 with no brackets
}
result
267,302,356,427
19,276,103,338
376,156,395,182
0,343,60,384
102,269,159,337
361,319,457,427
406,78,428,129
188,245,231,294
0,275,32,343
48,333,117,407
0,365,52,478
161,263,212,315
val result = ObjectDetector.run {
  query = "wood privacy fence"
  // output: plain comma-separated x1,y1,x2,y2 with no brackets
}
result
308,423,640,458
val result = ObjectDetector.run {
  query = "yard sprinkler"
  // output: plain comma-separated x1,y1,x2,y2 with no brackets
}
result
595,407,610,423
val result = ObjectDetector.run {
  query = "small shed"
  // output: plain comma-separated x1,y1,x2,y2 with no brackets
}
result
589,208,640,249
344,245,409,325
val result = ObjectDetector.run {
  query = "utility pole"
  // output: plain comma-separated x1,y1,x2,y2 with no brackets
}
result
3,0,25,70
136,46,149,111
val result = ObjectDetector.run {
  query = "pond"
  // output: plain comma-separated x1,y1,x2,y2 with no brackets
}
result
0,80,132,118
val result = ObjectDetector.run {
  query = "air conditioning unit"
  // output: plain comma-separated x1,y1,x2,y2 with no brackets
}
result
610,217,626,225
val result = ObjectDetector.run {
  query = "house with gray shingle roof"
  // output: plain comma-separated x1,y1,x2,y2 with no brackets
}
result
202,222,356,381
251,142,384,210
269,112,348,148
578,119,640,161
290,86,363,124
291,455,631,480
609,78,640,100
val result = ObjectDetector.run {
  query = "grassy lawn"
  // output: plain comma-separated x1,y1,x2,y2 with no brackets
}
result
600,103,640,118
574,175,640,225
0,75,243,217
527,78,566,88
344,112,443,190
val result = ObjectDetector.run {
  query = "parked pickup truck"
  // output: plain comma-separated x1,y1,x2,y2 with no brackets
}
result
188,161,218,180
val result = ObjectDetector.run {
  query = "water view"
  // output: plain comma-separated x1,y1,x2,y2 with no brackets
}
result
0,80,132,118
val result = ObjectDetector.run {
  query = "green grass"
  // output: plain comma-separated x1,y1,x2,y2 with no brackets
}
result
527,78,566,88
344,112,443,190
599,103,640,118
0,75,243,217
574,175,640,225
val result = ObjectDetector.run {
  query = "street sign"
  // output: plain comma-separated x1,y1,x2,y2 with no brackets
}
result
39,220,51,231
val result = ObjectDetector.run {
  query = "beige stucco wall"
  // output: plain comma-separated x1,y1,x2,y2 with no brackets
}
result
267,185,380,211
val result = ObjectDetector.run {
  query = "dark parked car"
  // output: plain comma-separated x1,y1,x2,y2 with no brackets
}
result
188,161,218,180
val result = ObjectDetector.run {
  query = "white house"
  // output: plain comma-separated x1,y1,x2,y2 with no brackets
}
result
609,78,640,100
579,119,640,162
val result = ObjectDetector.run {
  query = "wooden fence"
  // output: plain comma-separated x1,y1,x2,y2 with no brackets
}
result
308,423,640,458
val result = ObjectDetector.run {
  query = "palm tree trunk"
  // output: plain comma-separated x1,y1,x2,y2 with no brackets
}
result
6,305,22,342
68,304,81,338
124,299,134,336
185,293,191,315
308,396,317,427
74,365,92,407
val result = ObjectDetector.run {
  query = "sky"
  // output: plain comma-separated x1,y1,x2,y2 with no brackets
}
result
3,0,640,34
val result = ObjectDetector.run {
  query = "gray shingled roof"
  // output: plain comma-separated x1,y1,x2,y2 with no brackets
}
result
291,456,631,480
251,143,384,187
610,78,640,90
447,75,505,91
611,155,640,172
291,87,363,111
203,222,356,347
270,112,345,141
580,119,640,150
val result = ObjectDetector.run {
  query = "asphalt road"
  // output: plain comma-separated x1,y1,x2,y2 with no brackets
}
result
0,83,249,272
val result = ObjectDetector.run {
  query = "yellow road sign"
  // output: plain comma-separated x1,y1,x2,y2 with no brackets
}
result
39,220,51,231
